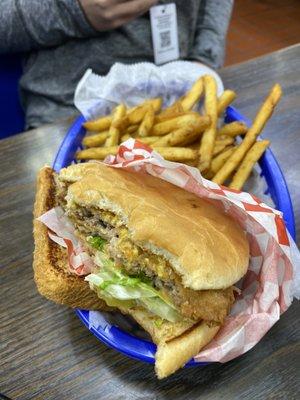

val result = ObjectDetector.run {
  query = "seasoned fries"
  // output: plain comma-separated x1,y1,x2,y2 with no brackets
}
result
198,75,218,172
229,140,270,190
120,133,132,142
180,77,204,111
79,78,281,191
105,104,126,146
217,90,237,116
218,121,248,137
213,136,235,155
155,102,184,123
83,115,111,132
208,147,235,178
126,124,139,134
151,113,210,136
121,133,160,145
83,131,109,147
215,136,235,147
153,127,198,147
126,104,148,125
213,143,231,157
76,146,197,163
139,137,162,145
145,98,163,113
152,147,198,162
138,105,155,137
213,84,282,185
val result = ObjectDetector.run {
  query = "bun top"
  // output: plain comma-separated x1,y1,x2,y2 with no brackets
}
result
60,162,249,290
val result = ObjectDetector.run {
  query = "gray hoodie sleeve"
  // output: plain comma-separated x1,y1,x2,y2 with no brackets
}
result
189,0,233,69
0,0,96,54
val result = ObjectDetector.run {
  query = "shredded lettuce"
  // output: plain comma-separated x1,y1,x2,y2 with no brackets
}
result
154,318,164,328
85,251,182,323
87,235,107,251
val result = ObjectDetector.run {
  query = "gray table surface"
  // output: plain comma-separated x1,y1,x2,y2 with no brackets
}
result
0,44,299,400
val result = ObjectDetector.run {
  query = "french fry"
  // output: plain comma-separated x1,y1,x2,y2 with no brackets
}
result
113,116,129,131
205,147,235,179
153,147,198,162
77,145,198,163
188,142,199,150
184,159,199,167
83,115,112,132
198,75,218,172
121,98,162,127
138,136,162,145
151,113,210,136
215,136,235,147
146,98,163,113
229,140,270,190
213,143,232,157
217,90,237,116
218,121,248,137
155,102,184,123
126,124,139,134
213,83,282,184
153,127,198,147
125,104,148,125
77,146,118,160
83,99,160,133
105,128,120,147
180,77,204,111
105,104,127,146
83,131,109,147
138,105,155,137
120,134,161,145
120,133,131,142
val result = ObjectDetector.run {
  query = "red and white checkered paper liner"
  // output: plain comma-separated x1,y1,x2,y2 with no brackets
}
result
102,138,300,363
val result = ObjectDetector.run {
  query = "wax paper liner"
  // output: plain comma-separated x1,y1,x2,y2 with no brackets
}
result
37,207,94,276
100,138,300,363
74,61,223,121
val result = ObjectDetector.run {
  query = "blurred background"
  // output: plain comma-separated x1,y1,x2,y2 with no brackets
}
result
225,0,299,65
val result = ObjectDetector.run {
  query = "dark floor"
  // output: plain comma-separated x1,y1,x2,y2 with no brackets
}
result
225,0,300,65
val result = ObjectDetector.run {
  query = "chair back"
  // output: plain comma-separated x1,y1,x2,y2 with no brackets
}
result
0,54,25,139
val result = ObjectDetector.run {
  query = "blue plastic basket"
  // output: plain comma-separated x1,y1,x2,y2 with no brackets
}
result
53,106,296,366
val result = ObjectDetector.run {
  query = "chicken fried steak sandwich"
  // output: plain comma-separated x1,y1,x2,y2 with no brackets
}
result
33,162,249,378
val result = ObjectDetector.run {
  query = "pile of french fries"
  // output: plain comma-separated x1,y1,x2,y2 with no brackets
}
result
76,76,282,190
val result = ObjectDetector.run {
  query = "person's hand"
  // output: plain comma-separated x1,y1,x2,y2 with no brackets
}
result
78,0,158,31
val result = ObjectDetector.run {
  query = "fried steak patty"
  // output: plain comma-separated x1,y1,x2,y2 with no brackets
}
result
64,203,234,324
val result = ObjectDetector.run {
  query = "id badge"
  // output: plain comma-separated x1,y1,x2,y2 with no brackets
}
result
150,3,180,65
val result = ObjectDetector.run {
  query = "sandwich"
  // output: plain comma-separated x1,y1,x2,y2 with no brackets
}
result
33,162,249,378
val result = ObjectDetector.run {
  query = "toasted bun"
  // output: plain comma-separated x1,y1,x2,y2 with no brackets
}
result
61,162,249,290
123,307,219,379
33,166,108,310
155,321,219,379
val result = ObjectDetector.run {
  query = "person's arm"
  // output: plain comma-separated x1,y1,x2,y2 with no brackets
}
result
189,0,234,69
0,0,96,54
0,0,158,54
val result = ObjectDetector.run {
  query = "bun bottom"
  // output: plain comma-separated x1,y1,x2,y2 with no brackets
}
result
122,307,220,378
33,166,109,310
155,321,219,378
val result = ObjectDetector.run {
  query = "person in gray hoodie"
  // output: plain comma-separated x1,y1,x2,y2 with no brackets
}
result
0,0,233,128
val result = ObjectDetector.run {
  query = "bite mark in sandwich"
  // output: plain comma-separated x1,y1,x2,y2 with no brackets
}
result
33,162,249,378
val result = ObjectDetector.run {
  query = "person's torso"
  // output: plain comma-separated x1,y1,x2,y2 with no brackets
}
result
20,0,202,126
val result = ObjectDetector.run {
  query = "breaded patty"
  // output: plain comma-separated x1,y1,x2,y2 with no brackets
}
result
66,204,234,324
